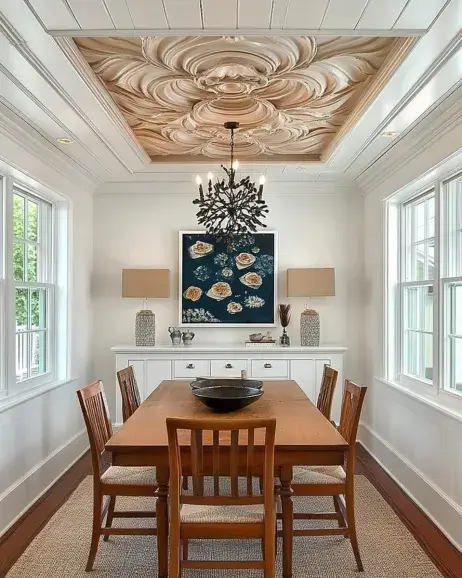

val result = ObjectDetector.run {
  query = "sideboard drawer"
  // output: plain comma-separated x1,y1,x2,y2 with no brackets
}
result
251,359,289,378
173,360,210,378
210,359,248,377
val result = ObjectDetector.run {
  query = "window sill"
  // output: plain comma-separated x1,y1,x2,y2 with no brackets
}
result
376,377,462,425
0,377,76,414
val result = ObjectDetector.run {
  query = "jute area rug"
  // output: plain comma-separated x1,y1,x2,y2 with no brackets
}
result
7,475,441,578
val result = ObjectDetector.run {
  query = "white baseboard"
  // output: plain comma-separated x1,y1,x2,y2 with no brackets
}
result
0,429,89,537
358,422,462,552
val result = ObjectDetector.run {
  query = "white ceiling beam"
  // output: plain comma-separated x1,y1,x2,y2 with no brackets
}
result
49,27,426,36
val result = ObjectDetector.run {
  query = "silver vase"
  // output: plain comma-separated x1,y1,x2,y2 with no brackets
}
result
300,309,320,346
135,310,155,346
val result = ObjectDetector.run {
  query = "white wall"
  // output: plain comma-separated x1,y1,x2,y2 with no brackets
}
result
93,186,365,415
0,133,94,535
361,114,462,550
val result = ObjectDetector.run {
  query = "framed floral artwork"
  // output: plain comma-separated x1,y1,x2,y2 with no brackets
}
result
179,231,277,326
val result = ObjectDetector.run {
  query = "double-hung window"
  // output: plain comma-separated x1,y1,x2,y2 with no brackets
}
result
0,173,66,400
13,187,54,384
387,161,462,409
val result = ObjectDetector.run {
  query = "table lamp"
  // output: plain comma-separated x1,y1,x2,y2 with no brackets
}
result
286,268,335,346
122,269,170,346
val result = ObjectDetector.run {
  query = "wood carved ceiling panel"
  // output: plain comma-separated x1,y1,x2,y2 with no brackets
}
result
74,35,402,162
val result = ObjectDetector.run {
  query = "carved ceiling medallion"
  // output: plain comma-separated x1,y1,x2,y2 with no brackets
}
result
74,35,402,162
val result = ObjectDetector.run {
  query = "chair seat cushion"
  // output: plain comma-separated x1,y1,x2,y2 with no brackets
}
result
101,466,157,486
180,503,264,524
292,465,346,485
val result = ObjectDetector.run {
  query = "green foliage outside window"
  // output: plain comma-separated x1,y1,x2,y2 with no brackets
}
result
13,193,42,328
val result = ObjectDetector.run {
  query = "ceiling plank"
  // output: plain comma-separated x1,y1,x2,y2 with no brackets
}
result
103,0,134,28
26,0,79,30
284,0,330,29
238,0,273,28
270,0,290,28
356,0,409,29
163,0,202,28
393,0,449,29
321,0,370,29
202,0,237,28
66,0,115,29
125,0,169,28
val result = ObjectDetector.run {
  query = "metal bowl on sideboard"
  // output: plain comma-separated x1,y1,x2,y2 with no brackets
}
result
190,378,263,390
192,385,263,412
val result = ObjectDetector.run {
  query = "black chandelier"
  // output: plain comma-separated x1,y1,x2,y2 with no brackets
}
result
193,121,268,247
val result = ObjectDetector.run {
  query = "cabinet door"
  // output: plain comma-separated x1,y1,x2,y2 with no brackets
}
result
145,360,172,398
290,359,316,402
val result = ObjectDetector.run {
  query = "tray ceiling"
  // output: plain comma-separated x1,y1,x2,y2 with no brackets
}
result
74,35,407,163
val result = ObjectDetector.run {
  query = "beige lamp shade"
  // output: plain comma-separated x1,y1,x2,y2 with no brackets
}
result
287,268,335,298
122,269,170,298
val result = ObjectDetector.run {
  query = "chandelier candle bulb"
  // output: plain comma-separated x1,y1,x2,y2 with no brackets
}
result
232,160,239,170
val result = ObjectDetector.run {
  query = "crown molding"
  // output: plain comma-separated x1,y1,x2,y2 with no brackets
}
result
54,37,151,166
0,11,142,175
0,103,99,193
356,85,462,195
49,28,426,38
95,180,358,196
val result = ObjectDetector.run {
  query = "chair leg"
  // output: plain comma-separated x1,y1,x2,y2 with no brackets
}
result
333,495,346,529
345,486,363,572
264,517,276,578
103,496,116,542
86,488,103,571
182,538,189,561
169,524,181,578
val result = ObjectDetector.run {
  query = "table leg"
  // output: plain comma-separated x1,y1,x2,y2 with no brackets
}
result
280,466,293,578
156,466,169,578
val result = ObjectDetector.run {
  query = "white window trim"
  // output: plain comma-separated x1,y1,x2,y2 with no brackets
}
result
0,171,69,401
384,150,462,416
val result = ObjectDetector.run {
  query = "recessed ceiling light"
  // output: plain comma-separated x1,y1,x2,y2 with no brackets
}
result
56,137,74,145
381,131,400,139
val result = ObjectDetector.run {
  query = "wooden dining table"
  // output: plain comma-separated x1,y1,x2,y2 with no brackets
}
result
106,379,348,578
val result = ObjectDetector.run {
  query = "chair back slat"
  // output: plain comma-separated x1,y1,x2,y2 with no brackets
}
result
317,365,338,420
212,430,220,496
246,428,255,495
230,430,239,497
338,380,367,445
167,417,276,510
77,381,113,473
117,366,141,423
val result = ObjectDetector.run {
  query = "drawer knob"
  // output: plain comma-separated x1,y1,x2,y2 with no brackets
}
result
264,363,272,368
225,363,233,369
186,363,195,369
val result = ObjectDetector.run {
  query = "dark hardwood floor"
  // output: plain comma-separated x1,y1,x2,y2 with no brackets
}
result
0,444,461,577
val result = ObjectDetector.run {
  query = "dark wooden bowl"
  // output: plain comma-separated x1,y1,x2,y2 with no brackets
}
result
192,386,263,412
190,378,263,390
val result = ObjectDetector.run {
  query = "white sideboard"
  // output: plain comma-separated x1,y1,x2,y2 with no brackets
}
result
111,345,347,425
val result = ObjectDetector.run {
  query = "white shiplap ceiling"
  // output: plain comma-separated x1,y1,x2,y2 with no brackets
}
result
27,0,449,33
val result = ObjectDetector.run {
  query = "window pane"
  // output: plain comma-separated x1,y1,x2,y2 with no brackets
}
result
404,331,419,377
13,242,25,281
13,193,25,238
414,243,425,280
427,196,435,238
15,330,28,381
27,244,38,282
31,288,47,329
27,199,38,241
404,286,433,331
451,338,462,393
427,241,435,279
414,201,425,241
423,333,433,381
444,174,462,277
30,331,47,378
15,288,28,329
452,284,462,335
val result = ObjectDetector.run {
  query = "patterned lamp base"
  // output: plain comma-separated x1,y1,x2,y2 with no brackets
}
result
300,309,320,346
135,310,156,346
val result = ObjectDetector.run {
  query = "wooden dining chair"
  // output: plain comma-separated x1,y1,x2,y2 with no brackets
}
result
77,380,157,572
316,365,338,422
167,417,277,578
117,365,141,423
281,380,367,572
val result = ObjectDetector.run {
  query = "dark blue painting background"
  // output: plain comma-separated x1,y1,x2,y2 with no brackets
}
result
181,233,275,324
